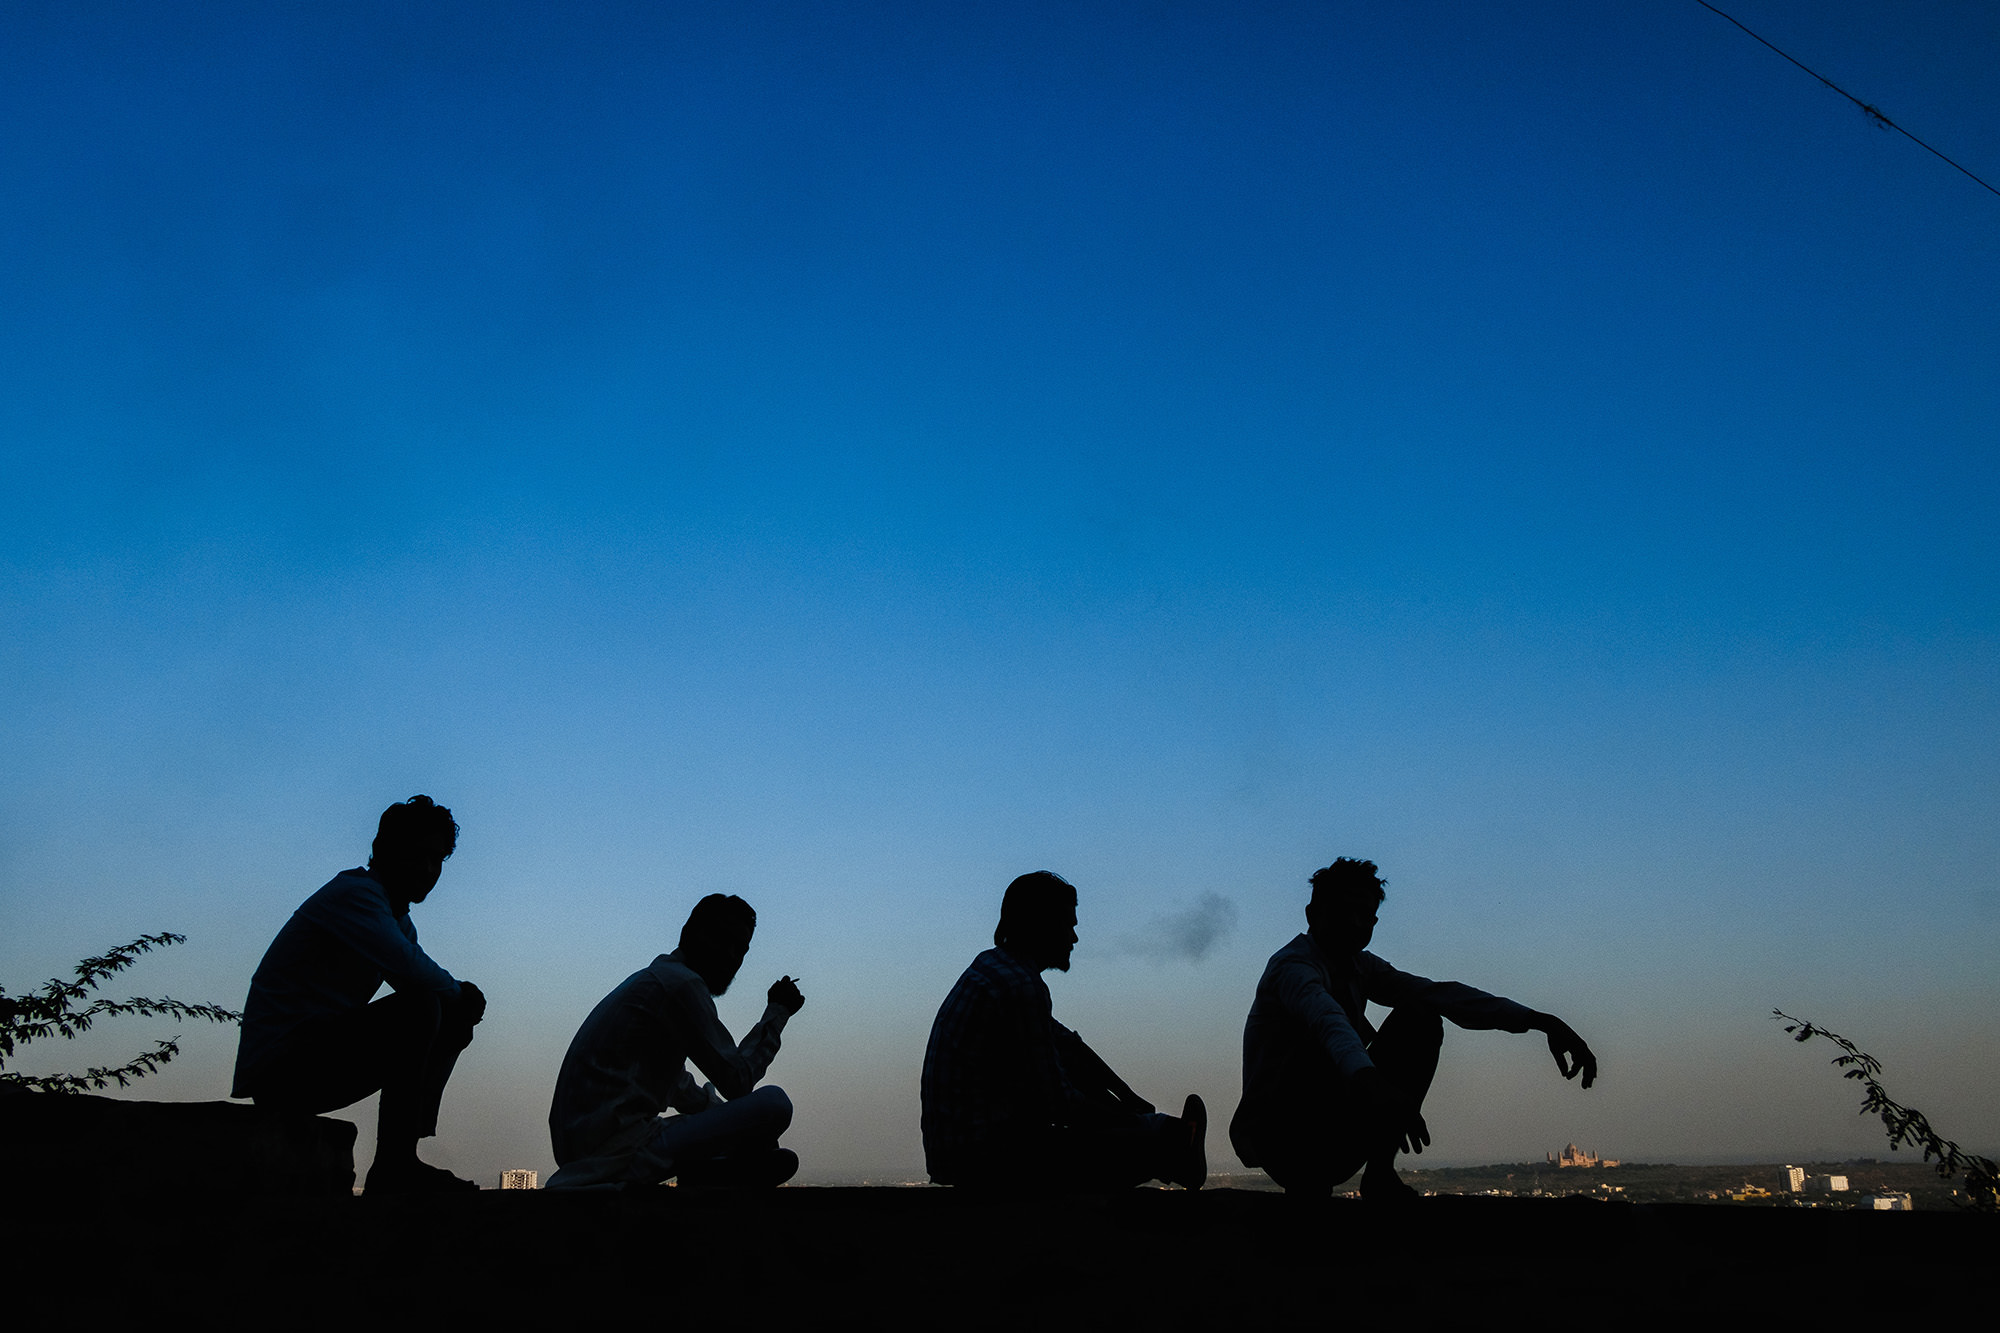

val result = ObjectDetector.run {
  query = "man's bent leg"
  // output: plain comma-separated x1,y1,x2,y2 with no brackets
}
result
1368,1005,1444,1105
1234,1058,1357,1195
250,989,476,1193
1042,1100,1207,1191
1360,1004,1443,1198
1251,1096,1367,1197
376,988,477,1157
630,1085,795,1186
251,990,443,1117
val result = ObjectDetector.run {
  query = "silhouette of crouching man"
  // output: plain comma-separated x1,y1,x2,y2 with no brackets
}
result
547,894,803,1190
1230,857,1596,1202
233,796,486,1194
251,986,483,1176
1237,1001,1446,1199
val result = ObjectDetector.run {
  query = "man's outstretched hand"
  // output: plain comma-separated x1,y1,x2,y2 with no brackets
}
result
768,975,805,1016
1538,1015,1597,1088
457,980,487,1026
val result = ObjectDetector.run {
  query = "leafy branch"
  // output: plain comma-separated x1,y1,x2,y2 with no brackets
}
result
1775,1010,1998,1212
1,933,241,1094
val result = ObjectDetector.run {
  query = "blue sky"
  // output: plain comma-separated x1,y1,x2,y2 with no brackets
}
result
3,1,1996,1182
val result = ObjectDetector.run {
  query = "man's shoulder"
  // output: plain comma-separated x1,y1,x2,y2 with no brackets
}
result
567,961,675,1040
294,869,391,921
940,948,1042,1009
1257,934,1354,1002
1353,950,1408,980
1263,933,1322,974
968,947,1041,992
1270,932,1315,960
641,954,712,1003
304,867,379,899
636,952,683,983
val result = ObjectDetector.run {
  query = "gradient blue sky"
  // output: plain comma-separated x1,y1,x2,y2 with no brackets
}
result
4,1,1996,1183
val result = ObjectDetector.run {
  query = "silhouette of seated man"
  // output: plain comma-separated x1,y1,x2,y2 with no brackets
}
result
232,794,486,1193
921,870,1207,1190
547,893,804,1190
1230,857,1597,1202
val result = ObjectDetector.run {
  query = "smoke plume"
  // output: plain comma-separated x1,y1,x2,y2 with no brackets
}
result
1118,892,1238,963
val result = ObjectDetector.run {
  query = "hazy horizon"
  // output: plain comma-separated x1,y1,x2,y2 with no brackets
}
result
4,1,1996,1185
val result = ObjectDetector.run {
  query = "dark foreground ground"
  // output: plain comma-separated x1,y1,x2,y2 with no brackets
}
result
7,1186,1987,1326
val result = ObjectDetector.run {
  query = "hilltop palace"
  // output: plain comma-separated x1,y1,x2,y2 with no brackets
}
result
1549,1143,1619,1168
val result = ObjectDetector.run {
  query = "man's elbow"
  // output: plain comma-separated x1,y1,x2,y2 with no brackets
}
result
711,1068,757,1101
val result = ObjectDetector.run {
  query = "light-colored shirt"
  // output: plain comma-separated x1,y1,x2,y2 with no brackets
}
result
548,952,790,1166
232,868,460,1096
1233,933,1537,1161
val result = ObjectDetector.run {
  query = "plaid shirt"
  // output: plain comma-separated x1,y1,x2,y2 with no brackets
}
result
920,947,1092,1182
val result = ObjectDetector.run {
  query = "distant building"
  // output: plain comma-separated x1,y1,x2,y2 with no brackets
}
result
1865,1192,1912,1211
498,1168,539,1190
1782,1165,1806,1193
1808,1174,1850,1193
1548,1143,1619,1169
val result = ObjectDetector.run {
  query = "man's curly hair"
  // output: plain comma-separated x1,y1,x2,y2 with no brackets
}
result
1308,857,1386,910
370,794,459,869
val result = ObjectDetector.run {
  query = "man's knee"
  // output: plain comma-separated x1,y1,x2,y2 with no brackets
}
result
741,1084,794,1137
1383,1004,1443,1046
364,990,448,1071
372,987,443,1033
437,987,480,1052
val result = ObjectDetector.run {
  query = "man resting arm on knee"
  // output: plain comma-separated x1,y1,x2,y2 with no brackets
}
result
232,795,486,1194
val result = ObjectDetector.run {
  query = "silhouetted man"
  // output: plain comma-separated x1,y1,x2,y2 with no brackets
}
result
232,795,486,1193
547,893,803,1189
1230,857,1597,1202
921,871,1207,1190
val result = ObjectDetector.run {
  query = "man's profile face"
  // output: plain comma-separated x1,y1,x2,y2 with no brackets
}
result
403,848,449,904
1025,903,1079,973
690,929,753,996
1308,899,1378,956
377,839,452,906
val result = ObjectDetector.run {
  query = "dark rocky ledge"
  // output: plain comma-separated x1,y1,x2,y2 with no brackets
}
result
2,1184,1987,1324
0,1089,355,1196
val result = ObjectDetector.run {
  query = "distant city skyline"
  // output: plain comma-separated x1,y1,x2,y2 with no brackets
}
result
4,2,1996,1184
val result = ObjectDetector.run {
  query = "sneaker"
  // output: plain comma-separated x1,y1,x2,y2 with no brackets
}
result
1172,1094,1208,1190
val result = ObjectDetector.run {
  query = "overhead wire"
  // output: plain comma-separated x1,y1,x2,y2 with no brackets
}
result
1695,0,1999,200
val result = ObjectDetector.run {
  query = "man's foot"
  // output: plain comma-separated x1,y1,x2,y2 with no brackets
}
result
364,1158,478,1195
675,1147,799,1189
1360,1166,1421,1209
1170,1094,1208,1190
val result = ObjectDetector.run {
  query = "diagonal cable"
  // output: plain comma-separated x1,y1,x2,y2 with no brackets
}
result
1696,0,1999,199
